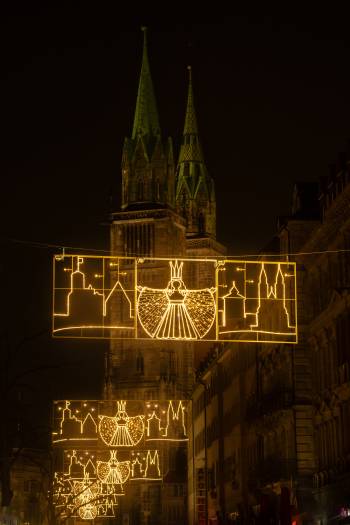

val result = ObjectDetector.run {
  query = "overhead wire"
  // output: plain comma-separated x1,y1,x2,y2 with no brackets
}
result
7,237,350,259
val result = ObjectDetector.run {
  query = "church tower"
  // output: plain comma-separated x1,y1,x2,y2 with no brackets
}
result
106,31,225,525
176,66,216,238
121,27,175,211
108,29,189,401
177,67,225,259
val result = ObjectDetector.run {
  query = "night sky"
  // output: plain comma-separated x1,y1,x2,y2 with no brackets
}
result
2,8,350,414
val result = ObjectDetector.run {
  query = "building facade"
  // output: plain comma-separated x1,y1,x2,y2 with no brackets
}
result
190,156,350,525
0,449,49,525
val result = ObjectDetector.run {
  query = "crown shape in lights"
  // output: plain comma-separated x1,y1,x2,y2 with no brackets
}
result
52,400,189,520
170,260,183,280
53,256,297,344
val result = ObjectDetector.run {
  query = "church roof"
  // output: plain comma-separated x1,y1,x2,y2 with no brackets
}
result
178,66,205,166
132,27,161,140
176,67,213,200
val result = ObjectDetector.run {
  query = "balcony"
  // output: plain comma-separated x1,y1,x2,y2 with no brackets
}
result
246,388,294,421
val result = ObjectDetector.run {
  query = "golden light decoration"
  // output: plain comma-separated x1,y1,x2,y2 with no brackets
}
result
146,400,188,441
52,255,297,343
72,475,99,520
52,451,120,520
52,400,189,520
53,400,188,443
98,401,145,447
137,260,216,339
218,261,297,342
96,450,131,486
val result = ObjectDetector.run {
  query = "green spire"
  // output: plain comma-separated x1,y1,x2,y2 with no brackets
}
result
183,66,199,136
176,67,216,238
132,27,160,140
178,66,205,166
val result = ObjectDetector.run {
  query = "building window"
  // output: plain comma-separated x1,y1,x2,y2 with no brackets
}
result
155,179,160,200
136,352,144,375
336,309,350,365
123,223,154,257
198,212,205,234
138,179,144,200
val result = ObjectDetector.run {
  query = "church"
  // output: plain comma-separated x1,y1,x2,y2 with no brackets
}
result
49,25,350,525
105,27,224,525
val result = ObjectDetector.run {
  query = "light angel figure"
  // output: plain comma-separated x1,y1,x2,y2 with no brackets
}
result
137,260,216,340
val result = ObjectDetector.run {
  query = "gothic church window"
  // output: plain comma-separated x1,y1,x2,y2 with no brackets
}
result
138,179,144,200
123,178,128,203
155,179,160,200
198,212,205,234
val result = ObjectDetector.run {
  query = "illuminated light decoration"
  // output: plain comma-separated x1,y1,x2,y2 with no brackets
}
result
53,400,188,443
53,255,297,343
53,255,135,334
129,449,162,481
135,450,161,480
73,475,99,520
52,450,121,520
221,281,244,328
98,401,145,447
96,450,131,487
52,454,118,520
52,401,188,519
52,449,162,519
59,401,82,434
67,449,85,477
249,263,294,330
137,260,216,339
54,257,103,317
131,456,144,479
53,401,98,443
146,411,162,437
218,261,297,342
164,400,187,439
82,412,97,434
146,400,188,441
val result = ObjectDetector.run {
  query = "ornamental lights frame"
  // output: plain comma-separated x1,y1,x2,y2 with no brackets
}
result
52,400,188,520
52,255,297,344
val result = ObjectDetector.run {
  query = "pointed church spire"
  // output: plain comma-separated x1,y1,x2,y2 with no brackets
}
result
121,29,175,211
184,66,198,135
178,66,204,165
132,27,160,140
176,67,216,238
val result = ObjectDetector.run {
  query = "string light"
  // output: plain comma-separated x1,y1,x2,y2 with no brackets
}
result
53,451,120,520
53,400,188,443
218,261,297,343
97,450,131,487
53,255,297,344
52,400,188,519
98,402,144,447
137,260,216,340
